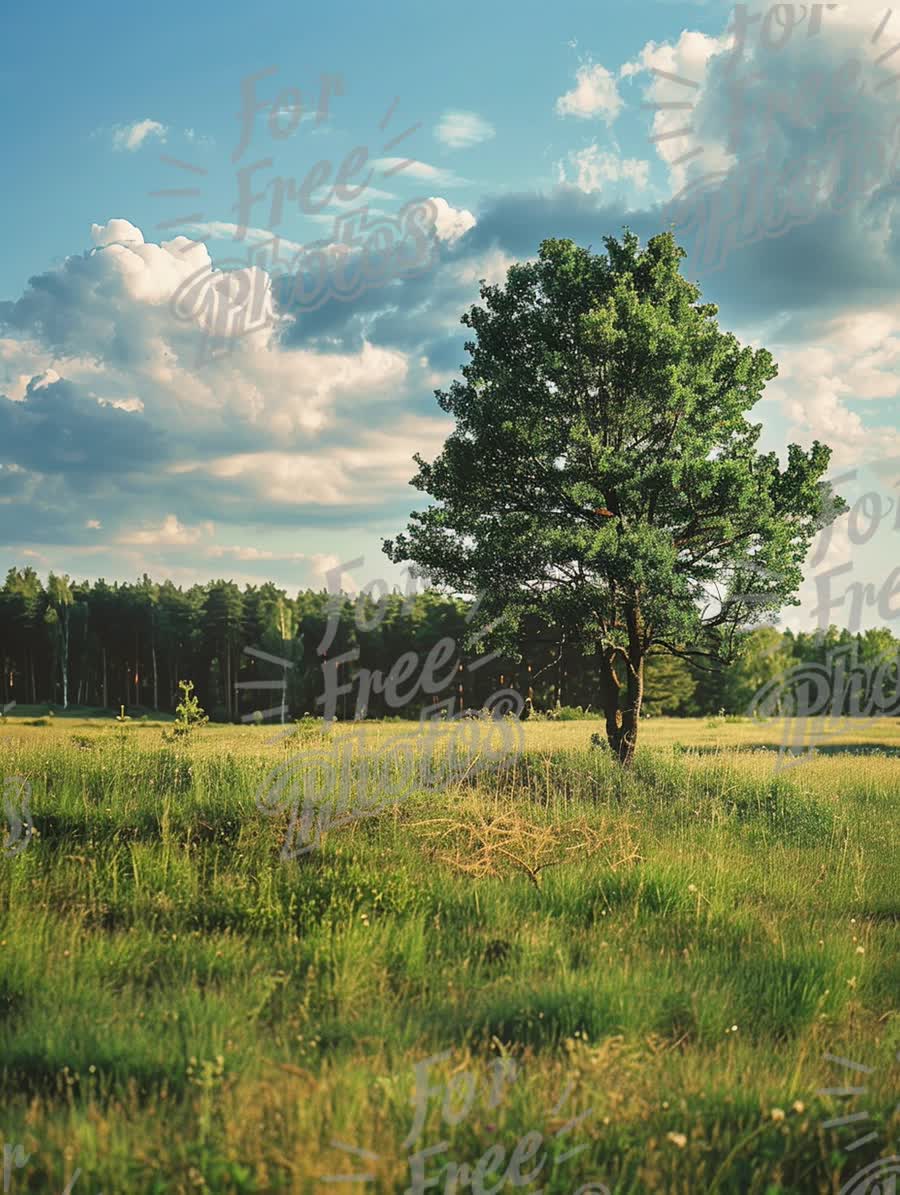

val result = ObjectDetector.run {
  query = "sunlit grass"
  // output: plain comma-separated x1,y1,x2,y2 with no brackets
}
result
0,717,897,1192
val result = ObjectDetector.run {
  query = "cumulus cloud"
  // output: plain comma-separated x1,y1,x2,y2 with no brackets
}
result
91,219,145,247
620,30,732,194
0,217,468,564
556,63,623,123
426,197,476,243
435,110,495,149
112,119,167,152
765,304,900,469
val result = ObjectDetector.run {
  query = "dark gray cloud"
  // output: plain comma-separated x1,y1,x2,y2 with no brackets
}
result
0,376,168,477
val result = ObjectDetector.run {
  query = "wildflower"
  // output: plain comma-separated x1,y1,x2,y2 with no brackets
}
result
792,1100,805,1114
856,946,865,954
666,1132,687,1148
687,884,697,894
771,1108,785,1122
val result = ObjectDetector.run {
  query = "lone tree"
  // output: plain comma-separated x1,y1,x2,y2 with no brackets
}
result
384,231,847,765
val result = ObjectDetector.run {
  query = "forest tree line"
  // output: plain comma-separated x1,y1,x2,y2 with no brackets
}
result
1,567,898,721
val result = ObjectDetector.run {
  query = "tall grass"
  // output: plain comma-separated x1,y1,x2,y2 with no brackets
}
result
0,717,897,1192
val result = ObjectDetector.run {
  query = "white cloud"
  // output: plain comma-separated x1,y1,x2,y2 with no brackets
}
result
435,110,495,149
175,422,441,508
112,119,167,152
766,306,900,470
619,30,730,194
309,553,361,593
31,369,60,391
0,219,427,499
557,145,651,195
373,158,464,186
622,1,900,204
426,197,476,243
98,396,144,413
91,219,145,248
555,64,623,123
182,222,305,255
118,514,214,546
207,545,309,563
447,247,519,288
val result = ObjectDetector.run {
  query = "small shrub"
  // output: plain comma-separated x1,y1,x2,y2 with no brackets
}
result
163,680,209,742
555,705,593,721
284,714,330,746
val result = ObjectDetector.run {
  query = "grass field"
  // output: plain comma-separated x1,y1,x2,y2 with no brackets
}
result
0,713,897,1193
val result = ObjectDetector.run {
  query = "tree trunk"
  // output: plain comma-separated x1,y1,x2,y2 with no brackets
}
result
102,646,108,709
61,607,69,710
617,657,643,767
598,643,645,767
152,643,158,713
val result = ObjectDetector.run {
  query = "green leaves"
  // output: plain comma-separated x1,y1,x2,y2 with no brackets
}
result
385,228,846,693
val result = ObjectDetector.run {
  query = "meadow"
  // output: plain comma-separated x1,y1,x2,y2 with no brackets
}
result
0,712,897,1194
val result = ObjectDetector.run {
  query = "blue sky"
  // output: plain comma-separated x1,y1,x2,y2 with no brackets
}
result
1,0,899,633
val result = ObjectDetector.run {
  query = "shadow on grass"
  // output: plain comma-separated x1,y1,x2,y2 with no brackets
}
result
676,741,900,757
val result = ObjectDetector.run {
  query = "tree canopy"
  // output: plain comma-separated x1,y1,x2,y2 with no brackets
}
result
384,230,848,763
